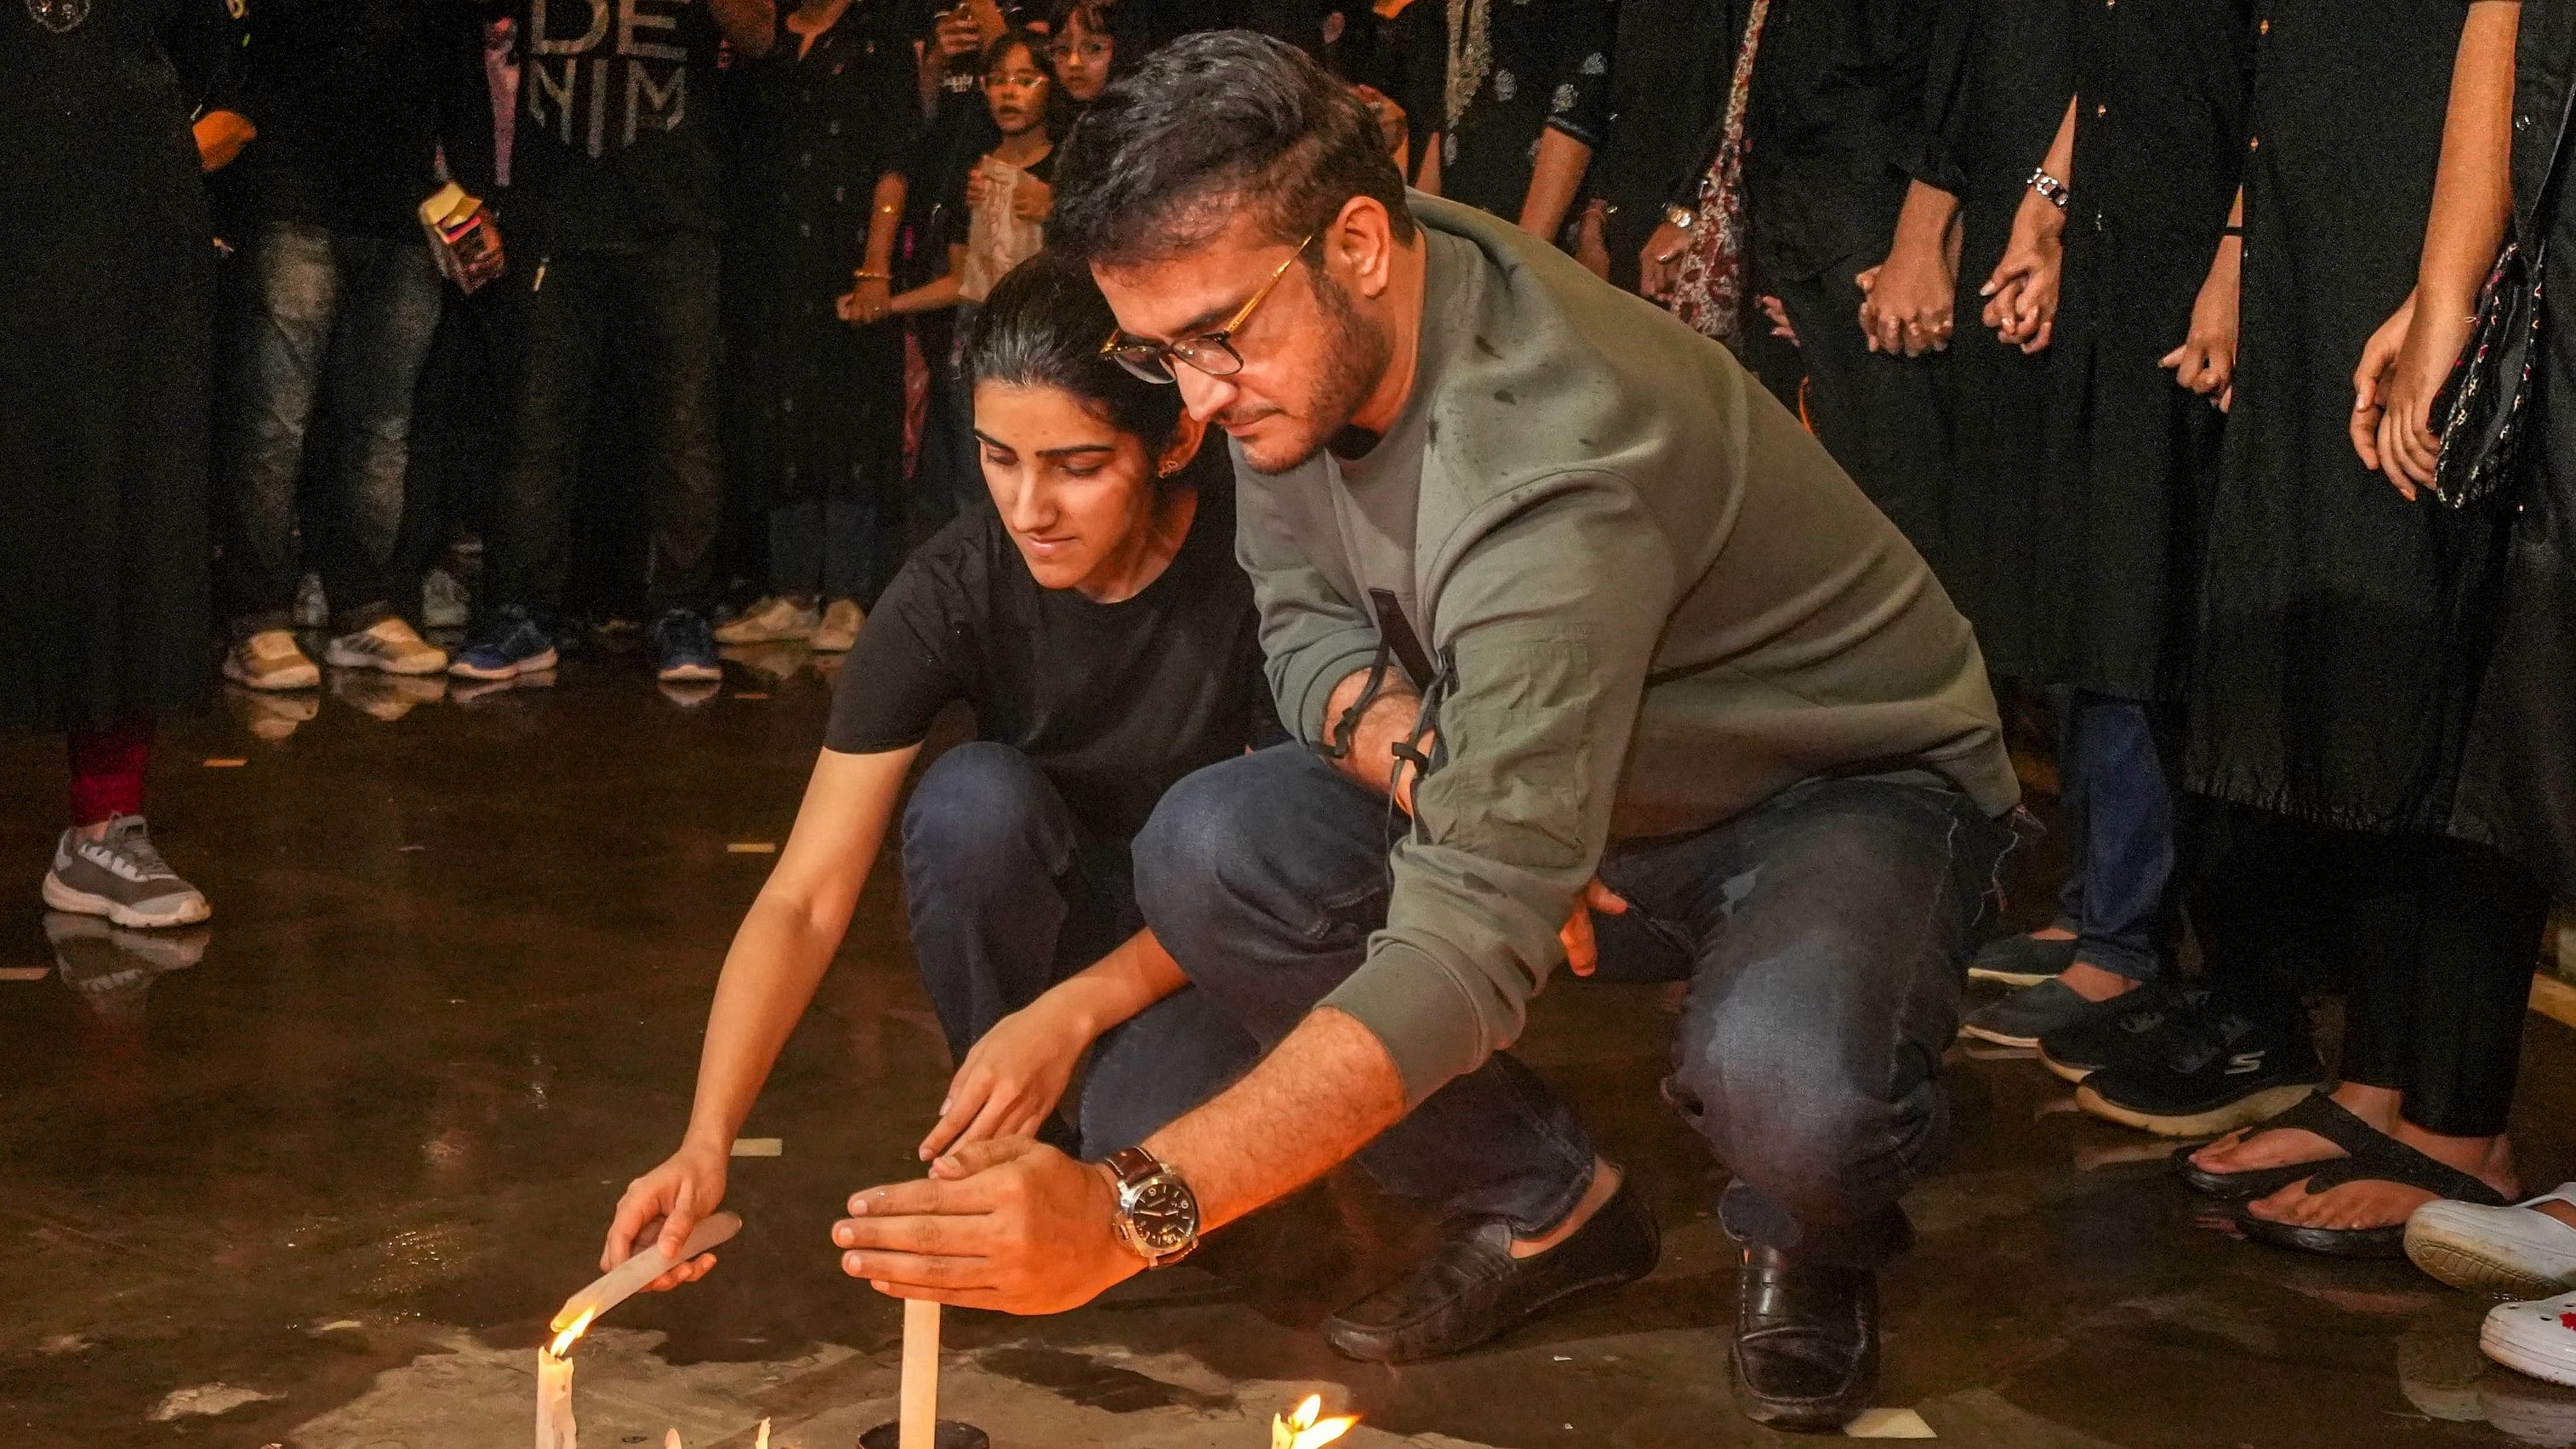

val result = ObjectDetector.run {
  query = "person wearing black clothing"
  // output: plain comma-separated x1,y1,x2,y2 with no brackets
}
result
1398,0,1614,239
1950,1,2257,1064
715,0,925,655
451,0,778,687
595,254,1271,1300
6,0,247,928
901,2,1006,525
1739,0,1956,573
2134,0,2548,1254
211,0,493,696
1587,0,1737,294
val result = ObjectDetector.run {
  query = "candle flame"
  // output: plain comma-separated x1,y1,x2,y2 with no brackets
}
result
1273,1394,1359,1449
548,1308,597,1358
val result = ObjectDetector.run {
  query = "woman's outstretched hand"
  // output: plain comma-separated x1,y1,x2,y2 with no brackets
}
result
918,996,1095,1161
601,1138,730,1292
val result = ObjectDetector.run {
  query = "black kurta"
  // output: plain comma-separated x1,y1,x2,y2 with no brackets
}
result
1,0,226,733
1933,0,2076,675
1398,0,1614,223
1953,0,2248,701
2186,0,2507,834
2450,0,2576,904
721,3,921,550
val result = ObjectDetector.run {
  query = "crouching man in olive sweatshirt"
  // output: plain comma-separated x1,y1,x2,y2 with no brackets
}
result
832,31,2020,1435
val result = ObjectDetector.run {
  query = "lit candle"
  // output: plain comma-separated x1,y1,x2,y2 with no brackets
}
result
537,1310,594,1449
1272,1395,1356,1449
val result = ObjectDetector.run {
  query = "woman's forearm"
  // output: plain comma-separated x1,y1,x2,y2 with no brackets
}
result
2417,1,2521,317
2039,95,2076,184
680,746,917,1150
1887,179,1960,265
1038,929,1189,1041
862,172,908,277
1518,128,1593,239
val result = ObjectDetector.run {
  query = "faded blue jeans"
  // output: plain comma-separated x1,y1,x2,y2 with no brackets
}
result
1131,745,2012,1269
902,743,1259,1156
217,220,444,636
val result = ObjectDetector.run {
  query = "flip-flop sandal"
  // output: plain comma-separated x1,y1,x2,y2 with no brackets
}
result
2171,1091,2374,1203
2239,1144,2510,1260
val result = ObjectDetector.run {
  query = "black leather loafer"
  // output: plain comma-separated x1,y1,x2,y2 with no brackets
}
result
1727,1244,1878,1434
1321,1177,1660,1363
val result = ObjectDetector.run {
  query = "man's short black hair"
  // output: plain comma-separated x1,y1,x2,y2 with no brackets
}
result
1051,30,1416,270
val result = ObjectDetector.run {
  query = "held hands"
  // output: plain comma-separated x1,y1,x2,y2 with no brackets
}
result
2359,287,2469,499
1560,877,1632,978
835,1137,1140,1314
601,1136,731,1292
1856,246,1955,357
838,276,892,325
917,996,1095,1161
1980,190,2065,353
2158,234,2243,413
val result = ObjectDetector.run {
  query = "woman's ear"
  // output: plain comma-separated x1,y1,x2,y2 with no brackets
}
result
1158,411,1211,477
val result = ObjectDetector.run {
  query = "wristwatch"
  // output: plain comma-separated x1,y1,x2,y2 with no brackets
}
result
1101,1146,1201,1268
1663,204,1698,231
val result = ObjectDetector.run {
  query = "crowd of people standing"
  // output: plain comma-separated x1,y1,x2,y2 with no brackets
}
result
8,0,2576,1426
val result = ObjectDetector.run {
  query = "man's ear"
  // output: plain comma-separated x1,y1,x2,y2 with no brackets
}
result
1330,194,1399,301
1159,411,1211,476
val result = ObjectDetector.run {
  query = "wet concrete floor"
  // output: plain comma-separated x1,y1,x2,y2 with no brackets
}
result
7,640,2576,1448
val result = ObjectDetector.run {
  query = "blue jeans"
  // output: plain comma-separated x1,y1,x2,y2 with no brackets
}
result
902,743,1260,1156
217,220,445,635
1133,745,2011,1269
2048,689,2177,981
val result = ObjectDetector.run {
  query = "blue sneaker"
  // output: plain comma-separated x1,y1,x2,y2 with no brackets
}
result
447,605,559,681
649,608,721,684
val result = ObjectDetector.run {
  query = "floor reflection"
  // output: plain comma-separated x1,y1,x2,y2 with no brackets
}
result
43,910,206,1022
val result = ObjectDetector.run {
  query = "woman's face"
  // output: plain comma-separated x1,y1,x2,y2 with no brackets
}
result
974,381,1166,592
1048,16,1113,103
983,43,1051,136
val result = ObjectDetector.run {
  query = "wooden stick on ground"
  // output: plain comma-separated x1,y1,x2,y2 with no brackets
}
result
900,1298,940,1449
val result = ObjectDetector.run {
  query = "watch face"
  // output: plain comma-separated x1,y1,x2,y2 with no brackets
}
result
1125,1177,1199,1255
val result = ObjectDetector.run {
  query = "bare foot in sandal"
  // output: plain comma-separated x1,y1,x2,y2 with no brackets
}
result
2248,1127,2517,1230
2190,1082,2400,1176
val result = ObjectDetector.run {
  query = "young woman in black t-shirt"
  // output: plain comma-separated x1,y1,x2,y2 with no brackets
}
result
598,253,1269,1286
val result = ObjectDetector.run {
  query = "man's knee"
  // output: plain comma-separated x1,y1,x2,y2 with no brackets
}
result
903,742,1066,888
1133,748,1371,966
1667,985,1947,1222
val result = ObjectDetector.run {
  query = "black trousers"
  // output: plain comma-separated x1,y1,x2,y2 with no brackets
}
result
489,232,723,619
2192,807,2550,1138
1772,254,1954,579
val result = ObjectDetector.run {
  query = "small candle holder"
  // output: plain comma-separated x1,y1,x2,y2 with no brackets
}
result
856,1422,988,1449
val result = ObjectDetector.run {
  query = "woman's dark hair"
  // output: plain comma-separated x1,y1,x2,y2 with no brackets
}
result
981,26,1069,140
966,250,1191,473
1046,0,1115,47
1052,30,1414,269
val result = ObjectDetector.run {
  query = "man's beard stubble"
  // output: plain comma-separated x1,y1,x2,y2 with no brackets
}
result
1240,265,1393,476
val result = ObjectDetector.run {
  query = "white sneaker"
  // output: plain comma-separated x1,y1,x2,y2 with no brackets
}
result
325,617,448,675
812,598,864,653
2488,1289,2576,1388
713,596,819,645
222,629,320,691
2411,1186,2576,1299
422,567,470,629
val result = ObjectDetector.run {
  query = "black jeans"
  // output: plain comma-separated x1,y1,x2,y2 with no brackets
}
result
2049,689,2180,981
216,220,445,636
901,743,1261,1156
1133,745,2012,1269
1773,254,1954,579
489,233,723,620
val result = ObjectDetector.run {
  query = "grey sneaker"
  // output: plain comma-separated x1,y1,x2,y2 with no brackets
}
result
325,617,448,675
422,567,470,630
42,816,211,928
1959,978,2133,1049
222,628,321,691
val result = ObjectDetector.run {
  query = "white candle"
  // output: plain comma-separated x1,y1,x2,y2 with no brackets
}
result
899,1298,940,1449
536,1346,577,1449
538,1310,593,1449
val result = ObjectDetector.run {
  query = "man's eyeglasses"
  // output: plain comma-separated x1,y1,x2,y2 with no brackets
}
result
1101,234,1315,383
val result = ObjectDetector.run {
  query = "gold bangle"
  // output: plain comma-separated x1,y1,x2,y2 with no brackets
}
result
853,269,890,281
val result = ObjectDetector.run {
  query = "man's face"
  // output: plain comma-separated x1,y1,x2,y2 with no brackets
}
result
1093,213,1390,476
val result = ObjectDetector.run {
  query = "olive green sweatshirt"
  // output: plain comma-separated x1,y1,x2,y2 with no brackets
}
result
1237,194,2018,1108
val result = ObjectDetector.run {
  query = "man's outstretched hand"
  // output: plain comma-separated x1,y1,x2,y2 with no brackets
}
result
834,1138,1142,1315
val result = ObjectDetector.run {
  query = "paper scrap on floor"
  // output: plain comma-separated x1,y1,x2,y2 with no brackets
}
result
1845,1406,1935,1438
732,1138,783,1157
